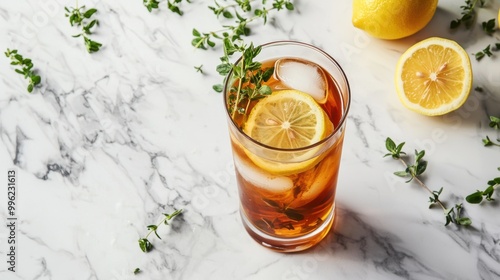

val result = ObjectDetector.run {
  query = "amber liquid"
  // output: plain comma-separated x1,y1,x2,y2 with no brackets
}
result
228,57,345,249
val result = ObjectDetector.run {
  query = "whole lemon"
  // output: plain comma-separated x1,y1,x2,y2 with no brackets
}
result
352,0,438,40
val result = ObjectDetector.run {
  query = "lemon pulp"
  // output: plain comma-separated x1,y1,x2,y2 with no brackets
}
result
395,37,472,116
242,89,332,175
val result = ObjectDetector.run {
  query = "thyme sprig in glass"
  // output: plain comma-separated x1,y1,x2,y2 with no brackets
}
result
384,137,472,226
221,40,273,119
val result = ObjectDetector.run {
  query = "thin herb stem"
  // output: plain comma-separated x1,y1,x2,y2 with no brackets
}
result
231,53,245,119
397,158,447,210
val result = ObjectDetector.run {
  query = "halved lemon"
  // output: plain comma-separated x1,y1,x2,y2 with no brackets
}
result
242,89,332,175
395,37,472,116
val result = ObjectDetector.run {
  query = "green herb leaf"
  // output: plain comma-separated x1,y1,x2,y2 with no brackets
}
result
466,190,484,204
213,84,223,92
138,238,153,252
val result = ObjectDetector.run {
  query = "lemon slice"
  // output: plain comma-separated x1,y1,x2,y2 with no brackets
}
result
242,89,330,175
395,37,472,116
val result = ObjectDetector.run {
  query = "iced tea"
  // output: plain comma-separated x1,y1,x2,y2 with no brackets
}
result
224,41,350,252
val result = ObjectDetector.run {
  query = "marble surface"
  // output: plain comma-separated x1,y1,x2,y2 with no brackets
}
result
1,0,500,279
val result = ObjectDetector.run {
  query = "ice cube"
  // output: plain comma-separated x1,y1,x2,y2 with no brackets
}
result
274,58,328,103
288,156,336,208
233,153,293,193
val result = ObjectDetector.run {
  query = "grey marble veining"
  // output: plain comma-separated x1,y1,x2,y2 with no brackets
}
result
1,0,500,279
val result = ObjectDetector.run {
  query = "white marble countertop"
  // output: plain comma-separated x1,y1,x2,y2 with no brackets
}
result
1,0,500,279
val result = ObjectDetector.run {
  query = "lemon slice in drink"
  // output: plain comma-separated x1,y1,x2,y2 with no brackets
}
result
243,89,331,175
395,37,472,116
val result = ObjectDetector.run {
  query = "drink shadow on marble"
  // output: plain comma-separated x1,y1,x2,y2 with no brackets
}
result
224,41,351,252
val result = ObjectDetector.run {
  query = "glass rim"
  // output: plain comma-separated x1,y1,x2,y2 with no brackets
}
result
223,40,351,152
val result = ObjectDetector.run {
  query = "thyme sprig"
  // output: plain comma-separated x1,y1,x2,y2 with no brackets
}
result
138,209,183,252
192,0,294,50
473,44,500,61
482,116,500,147
482,18,496,36
384,138,472,226
64,4,102,53
221,40,273,118
5,49,41,93
466,168,500,204
489,116,500,129
450,0,485,29
143,0,192,14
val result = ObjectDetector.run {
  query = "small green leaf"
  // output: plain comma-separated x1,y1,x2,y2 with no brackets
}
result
138,238,153,252
32,75,41,85
258,85,272,95
394,171,408,177
223,11,233,19
457,217,472,226
213,84,223,92
385,137,396,151
466,190,484,204
83,8,97,18
147,224,157,231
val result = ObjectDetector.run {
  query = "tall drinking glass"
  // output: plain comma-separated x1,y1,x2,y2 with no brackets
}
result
224,41,351,252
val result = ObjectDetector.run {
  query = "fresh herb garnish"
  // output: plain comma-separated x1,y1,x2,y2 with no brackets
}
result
190,1,295,92
483,136,500,147
384,137,471,226
5,49,41,93
482,18,497,35
473,44,500,61
192,0,294,50
466,169,500,204
482,116,500,146
133,268,142,274
194,64,204,74
222,40,274,119
143,0,192,14
138,209,183,252
65,4,102,53
450,0,485,29
488,116,500,129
